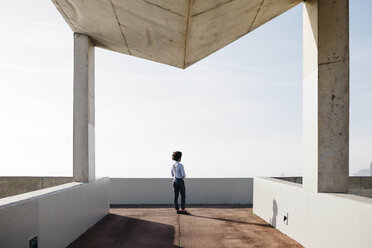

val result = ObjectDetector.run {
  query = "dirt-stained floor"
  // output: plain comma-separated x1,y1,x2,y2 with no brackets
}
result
68,205,303,248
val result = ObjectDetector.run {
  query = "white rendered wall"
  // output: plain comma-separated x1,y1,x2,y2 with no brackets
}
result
110,178,253,205
0,178,109,248
253,177,372,248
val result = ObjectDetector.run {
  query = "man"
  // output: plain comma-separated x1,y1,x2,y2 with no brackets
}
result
171,151,190,215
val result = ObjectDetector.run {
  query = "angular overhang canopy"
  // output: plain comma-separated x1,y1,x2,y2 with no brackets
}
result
51,0,302,68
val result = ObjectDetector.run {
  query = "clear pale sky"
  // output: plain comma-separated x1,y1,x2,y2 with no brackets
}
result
0,1,371,178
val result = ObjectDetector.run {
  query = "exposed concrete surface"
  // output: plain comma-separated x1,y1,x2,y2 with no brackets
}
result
73,33,95,182
302,0,349,193
68,206,302,248
51,0,301,68
349,177,372,198
273,177,303,184
254,177,372,248
0,178,109,248
110,178,253,205
0,176,73,198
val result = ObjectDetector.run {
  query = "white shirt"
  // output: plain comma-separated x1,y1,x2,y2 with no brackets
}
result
171,161,186,179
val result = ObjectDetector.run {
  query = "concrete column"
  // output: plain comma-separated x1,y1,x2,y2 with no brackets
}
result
303,0,349,193
73,33,95,182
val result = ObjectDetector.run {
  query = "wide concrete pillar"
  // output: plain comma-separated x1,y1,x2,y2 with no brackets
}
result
73,33,95,182
303,0,349,193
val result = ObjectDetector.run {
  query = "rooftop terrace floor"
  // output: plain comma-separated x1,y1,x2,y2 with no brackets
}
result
68,205,302,248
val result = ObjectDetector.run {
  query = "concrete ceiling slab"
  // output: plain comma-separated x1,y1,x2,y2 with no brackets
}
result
51,0,301,68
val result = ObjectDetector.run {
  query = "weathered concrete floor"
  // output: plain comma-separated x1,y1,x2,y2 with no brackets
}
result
68,206,302,248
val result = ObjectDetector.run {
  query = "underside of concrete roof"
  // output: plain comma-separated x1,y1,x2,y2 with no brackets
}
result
51,0,302,68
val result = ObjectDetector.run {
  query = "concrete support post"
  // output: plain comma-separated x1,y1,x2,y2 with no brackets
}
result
73,34,95,182
303,0,349,193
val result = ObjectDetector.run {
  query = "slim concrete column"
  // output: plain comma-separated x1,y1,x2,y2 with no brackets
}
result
73,33,95,182
303,0,349,193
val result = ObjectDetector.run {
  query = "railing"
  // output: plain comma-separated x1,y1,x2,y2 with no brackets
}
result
0,177,73,198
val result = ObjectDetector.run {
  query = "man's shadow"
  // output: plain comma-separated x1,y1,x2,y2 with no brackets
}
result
189,213,272,227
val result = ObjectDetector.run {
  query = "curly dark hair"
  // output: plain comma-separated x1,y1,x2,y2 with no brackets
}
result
172,151,182,161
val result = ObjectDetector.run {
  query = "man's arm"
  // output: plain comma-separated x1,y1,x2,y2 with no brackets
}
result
180,164,186,178
171,168,174,177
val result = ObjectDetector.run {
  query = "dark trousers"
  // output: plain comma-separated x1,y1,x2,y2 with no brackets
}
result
173,178,186,210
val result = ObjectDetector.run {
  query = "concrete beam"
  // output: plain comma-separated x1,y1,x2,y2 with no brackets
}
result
303,0,349,193
73,33,95,182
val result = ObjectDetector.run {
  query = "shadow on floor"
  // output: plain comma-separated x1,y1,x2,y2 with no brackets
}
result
189,214,273,227
68,214,181,248
111,204,252,209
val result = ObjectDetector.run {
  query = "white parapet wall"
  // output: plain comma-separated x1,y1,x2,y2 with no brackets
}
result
0,177,110,248
253,177,372,248
110,178,253,205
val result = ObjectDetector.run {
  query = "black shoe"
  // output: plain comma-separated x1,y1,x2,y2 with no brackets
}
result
181,210,190,215
177,210,182,214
